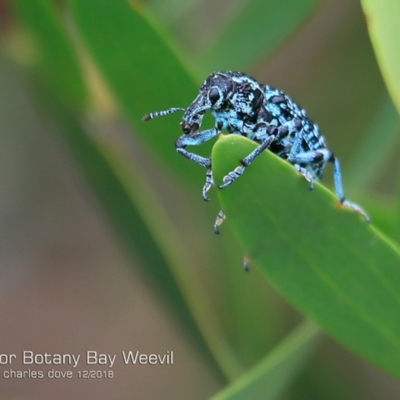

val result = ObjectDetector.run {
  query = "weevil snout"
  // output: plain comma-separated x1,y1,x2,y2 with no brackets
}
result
181,121,199,135
180,104,206,134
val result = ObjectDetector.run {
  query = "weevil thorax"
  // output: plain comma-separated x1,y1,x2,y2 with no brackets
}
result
182,71,265,135
220,72,264,119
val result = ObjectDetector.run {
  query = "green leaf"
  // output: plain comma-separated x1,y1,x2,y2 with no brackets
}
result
146,0,202,25
196,0,320,72
69,0,208,185
212,135,400,379
211,320,322,400
11,0,88,109
360,0,400,115
359,195,398,241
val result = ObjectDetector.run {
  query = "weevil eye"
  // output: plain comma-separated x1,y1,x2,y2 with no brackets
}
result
208,87,220,105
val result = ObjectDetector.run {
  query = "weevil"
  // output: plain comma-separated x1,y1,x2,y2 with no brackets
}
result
143,71,369,235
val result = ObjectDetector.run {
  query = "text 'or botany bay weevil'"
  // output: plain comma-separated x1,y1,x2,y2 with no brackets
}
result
143,71,370,234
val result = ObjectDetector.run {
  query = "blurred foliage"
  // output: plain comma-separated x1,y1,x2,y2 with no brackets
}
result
2,0,400,399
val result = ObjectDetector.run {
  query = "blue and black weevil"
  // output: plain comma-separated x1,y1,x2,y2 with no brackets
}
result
143,71,369,233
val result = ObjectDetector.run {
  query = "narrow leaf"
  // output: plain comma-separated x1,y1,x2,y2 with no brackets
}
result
11,0,88,109
70,0,208,185
211,320,322,400
212,135,400,379
360,0,400,115
146,0,202,25
197,0,319,72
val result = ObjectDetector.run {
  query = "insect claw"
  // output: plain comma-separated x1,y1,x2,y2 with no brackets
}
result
223,175,231,184
202,193,210,202
219,166,245,189
243,256,251,272
202,170,214,201
340,199,370,222
213,210,226,234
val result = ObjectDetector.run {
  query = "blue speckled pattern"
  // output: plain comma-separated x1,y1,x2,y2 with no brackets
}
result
143,71,369,232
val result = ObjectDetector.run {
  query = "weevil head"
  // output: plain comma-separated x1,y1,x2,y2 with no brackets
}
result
180,71,264,134
180,72,235,134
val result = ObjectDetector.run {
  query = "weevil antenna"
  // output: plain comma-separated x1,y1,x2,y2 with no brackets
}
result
142,107,185,121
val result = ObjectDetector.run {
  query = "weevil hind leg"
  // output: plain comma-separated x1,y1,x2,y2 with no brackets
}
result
331,157,370,222
293,151,370,221
339,199,370,222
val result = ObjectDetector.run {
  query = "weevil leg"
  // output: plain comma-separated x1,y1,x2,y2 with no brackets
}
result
202,168,214,201
213,209,226,234
290,148,329,190
293,164,315,189
290,148,329,164
331,156,370,222
218,134,275,189
218,121,290,190
175,127,219,168
241,135,275,167
175,128,219,168
218,165,246,189
176,127,219,199
291,149,370,221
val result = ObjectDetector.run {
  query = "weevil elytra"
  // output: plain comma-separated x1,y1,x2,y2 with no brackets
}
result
143,71,369,234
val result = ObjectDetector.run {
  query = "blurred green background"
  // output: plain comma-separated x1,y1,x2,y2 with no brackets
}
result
0,0,400,399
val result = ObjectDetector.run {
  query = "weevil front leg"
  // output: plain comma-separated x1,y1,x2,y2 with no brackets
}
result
175,127,219,201
202,168,214,201
290,149,370,221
